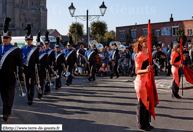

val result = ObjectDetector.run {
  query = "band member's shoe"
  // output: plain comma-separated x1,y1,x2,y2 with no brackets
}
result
92,78,95,81
66,83,70,86
3,115,10,121
140,126,151,131
148,125,154,129
56,87,59,90
27,101,33,106
37,95,42,100
116,75,119,78
88,77,91,81
44,91,50,95
176,96,182,99
110,75,113,79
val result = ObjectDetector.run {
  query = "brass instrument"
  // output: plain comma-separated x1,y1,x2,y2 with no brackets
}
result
35,65,42,95
45,68,51,86
50,65,59,79
61,64,67,78
109,41,126,54
14,72,27,97
74,63,82,74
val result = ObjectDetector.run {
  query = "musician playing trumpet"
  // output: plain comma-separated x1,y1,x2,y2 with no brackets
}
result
55,37,65,89
0,17,23,121
21,24,40,106
37,40,49,99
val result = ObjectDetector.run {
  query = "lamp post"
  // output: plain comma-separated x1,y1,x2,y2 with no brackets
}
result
68,2,107,48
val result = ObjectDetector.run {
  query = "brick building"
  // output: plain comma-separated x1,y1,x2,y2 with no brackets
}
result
0,0,47,36
116,14,193,46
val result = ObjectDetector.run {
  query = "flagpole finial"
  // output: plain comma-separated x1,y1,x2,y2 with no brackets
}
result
149,19,150,22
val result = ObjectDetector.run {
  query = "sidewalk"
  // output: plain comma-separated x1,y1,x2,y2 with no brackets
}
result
128,75,193,89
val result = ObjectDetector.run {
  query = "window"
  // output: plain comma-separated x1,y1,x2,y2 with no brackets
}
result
2,0,6,18
188,29,192,36
172,26,179,36
143,28,147,36
120,31,125,39
156,30,160,37
161,27,171,36
131,29,136,39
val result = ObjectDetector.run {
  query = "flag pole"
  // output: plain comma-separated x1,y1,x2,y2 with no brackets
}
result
180,38,183,96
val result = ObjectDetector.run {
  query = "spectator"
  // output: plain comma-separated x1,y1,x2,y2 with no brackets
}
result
98,63,108,76
103,48,109,65
99,52,105,64
162,43,167,55
125,47,131,66
183,46,190,66
166,44,172,76
107,47,113,71
188,62,193,71
121,60,129,73
106,64,111,76
189,44,193,63
131,51,136,77
14,42,18,47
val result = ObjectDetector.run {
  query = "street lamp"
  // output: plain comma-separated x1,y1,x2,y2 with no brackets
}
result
68,1,107,48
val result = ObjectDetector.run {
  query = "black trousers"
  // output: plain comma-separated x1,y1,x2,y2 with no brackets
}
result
24,66,35,102
66,64,73,84
172,68,181,97
111,61,119,77
45,67,51,93
56,66,62,88
88,62,97,79
38,69,46,98
167,60,171,75
0,83,15,116
137,99,150,129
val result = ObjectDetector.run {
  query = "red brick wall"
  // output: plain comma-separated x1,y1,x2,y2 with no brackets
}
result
116,20,193,46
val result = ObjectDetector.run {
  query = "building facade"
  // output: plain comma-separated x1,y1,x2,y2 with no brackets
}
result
0,0,47,36
116,15,193,46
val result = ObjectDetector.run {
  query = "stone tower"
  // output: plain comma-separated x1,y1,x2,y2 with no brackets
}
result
0,0,47,36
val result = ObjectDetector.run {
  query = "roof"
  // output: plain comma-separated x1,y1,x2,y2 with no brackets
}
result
47,29,56,34
116,19,193,28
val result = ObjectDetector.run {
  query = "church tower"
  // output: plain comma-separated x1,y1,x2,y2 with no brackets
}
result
0,0,47,36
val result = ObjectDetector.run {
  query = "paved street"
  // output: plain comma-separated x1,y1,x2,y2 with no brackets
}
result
1,76,193,132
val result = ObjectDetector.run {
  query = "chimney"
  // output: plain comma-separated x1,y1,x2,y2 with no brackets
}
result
170,14,173,22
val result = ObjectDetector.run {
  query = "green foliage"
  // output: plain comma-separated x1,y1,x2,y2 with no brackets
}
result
125,29,133,46
69,22,84,44
151,29,158,46
91,21,108,42
176,29,187,46
192,39,193,43
104,30,116,46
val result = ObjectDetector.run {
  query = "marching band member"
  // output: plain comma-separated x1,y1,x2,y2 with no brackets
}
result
134,36,154,131
85,43,98,81
64,36,77,86
109,43,120,79
44,31,56,94
55,37,65,89
21,24,40,106
37,35,49,99
0,17,23,121
171,44,183,99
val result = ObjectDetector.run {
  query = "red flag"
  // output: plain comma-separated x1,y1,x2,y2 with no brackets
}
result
146,20,159,120
180,38,193,84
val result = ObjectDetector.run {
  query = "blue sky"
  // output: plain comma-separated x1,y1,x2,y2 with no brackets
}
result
47,0,193,35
